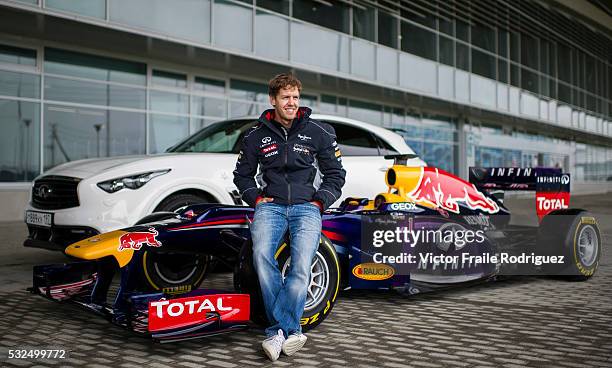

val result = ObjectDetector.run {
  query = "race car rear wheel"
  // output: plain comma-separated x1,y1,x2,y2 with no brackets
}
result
235,233,340,331
537,209,601,280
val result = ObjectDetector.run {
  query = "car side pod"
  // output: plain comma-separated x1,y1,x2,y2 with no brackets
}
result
66,230,134,267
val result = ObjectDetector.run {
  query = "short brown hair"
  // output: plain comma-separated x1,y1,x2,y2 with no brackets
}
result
268,73,302,97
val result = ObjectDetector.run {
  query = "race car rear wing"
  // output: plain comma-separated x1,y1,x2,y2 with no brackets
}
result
469,167,571,220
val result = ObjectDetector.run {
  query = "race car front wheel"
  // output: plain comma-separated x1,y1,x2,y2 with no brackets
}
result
140,251,209,293
235,233,340,331
537,209,601,280
134,212,209,293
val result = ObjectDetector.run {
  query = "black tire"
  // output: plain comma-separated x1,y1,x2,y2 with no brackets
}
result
235,234,340,331
140,250,209,293
154,193,210,212
134,212,209,293
537,209,601,280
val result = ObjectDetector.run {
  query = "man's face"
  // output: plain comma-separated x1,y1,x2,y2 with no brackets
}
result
270,86,300,124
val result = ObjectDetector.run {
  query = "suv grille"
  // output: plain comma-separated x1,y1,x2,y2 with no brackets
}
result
31,175,81,210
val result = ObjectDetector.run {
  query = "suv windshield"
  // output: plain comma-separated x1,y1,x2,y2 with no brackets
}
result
168,119,255,153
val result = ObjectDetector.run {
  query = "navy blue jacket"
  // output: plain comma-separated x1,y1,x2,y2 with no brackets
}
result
233,107,346,210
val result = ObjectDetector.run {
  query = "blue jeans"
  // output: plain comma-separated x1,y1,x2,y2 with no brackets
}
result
250,202,322,338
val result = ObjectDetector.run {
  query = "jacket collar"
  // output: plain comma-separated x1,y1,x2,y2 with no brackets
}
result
258,107,311,139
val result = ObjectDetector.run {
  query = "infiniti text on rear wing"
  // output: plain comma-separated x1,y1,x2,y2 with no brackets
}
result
469,167,570,221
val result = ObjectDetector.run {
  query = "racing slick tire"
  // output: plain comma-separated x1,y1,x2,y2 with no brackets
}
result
537,209,601,281
135,212,209,292
234,233,340,332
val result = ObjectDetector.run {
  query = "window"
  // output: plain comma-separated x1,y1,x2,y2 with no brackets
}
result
256,0,289,15
194,76,225,94
0,99,40,181
401,22,436,61
0,70,40,98
44,48,146,85
44,105,145,169
170,119,254,153
471,22,495,53
152,70,187,89
472,49,496,80
293,0,349,34
0,44,36,66
325,122,380,156
46,0,106,19
378,11,398,48
438,36,454,66
353,4,375,42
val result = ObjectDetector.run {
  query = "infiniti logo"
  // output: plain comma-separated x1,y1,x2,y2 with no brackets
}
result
262,136,272,144
36,185,53,199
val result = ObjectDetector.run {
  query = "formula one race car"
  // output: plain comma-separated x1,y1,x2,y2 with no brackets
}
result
31,155,602,342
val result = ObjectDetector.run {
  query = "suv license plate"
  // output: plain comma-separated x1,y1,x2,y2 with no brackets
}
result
26,211,53,227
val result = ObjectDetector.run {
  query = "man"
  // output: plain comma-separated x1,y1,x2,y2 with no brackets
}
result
233,73,345,361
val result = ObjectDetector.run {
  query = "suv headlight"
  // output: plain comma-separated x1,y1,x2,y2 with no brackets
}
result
97,169,171,193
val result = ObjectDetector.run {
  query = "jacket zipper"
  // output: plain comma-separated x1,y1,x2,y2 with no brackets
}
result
282,127,291,204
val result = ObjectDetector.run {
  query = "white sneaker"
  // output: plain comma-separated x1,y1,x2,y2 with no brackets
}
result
262,329,285,361
282,332,307,356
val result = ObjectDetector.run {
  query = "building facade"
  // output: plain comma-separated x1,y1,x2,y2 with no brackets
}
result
0,0,611,219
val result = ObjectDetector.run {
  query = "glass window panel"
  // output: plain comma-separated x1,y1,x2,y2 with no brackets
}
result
510,64,520,87
472,49,496,79
152,70,187,89
422,115,456,141
44,106,145,169
230,101,267,117
191,96,227,117
14,0,38,4
438,36,453,66
194,76,225,94
401,8,435,29
319,95,336,114
423,142,455,173
149,114,189,154
498,29,508,57
300,94,317,108
255,11,289,60
558,83,571,105
353,4,375,42
0,70,40,98
498,59,508,83
347,100,382,124
456,43,469,72
230,79,268,102
471,22,495,52
0,99,39,181
378,11,398,48
256,0,289,14
557,43,571,84
521,34,538,70
0,44,36,66
46,0,106,18
401,22,436,61
325,121,379,156
456,20,469,42
521,68,539,94
190,117,220,135
44,48,146,85
45,76,145,109
510,32,520,63
585,56,596,95
109,0,211,44
150,90,188,114
438,16,453,36
292,0,349,33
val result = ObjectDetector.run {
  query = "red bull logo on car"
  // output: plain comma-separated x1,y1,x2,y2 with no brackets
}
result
388,167,500,214
118,228,162,251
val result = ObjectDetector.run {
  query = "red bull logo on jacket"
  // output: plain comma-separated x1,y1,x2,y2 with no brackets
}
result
118,227,162,251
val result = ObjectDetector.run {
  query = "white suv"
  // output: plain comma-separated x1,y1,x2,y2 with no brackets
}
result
24,114,424,251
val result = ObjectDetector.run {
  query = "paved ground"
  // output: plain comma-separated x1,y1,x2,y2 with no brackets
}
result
0,195,611,367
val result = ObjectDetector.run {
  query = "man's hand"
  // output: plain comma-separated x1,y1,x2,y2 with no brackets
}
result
255,196,274,206
309,200,323,213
